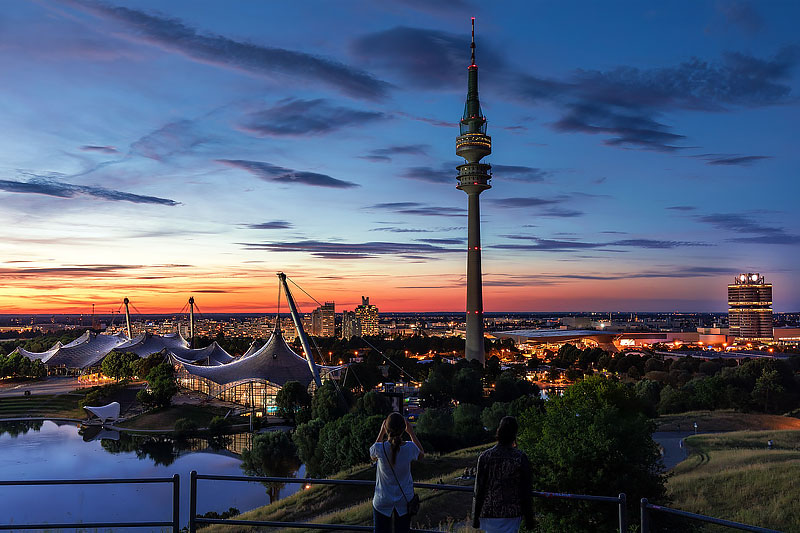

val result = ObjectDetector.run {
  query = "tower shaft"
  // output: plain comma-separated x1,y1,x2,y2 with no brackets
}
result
465,192,485,362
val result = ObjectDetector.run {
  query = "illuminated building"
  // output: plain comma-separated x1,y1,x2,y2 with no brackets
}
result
456,18,492,365
174,325,338,415
728,273,773,343
309,302,335,337
320,302,335,337
342,310,360,340
355,296,379,336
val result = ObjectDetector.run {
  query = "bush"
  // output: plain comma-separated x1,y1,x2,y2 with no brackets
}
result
174,418,199,438
207,416,231,435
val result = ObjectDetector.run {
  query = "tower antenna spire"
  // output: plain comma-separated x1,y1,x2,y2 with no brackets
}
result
471,17,476,66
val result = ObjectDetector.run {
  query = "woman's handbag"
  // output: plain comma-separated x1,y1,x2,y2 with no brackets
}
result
383,442,420,516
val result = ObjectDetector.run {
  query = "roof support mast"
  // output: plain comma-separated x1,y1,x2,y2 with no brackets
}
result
277,272,322,388
188,296,195,348
123,297,132,339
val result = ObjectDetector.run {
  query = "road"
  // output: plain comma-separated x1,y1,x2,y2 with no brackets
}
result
653,431,715,470
0,376,86,397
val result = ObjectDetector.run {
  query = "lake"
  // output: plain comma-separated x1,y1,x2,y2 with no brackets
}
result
0,420,304,531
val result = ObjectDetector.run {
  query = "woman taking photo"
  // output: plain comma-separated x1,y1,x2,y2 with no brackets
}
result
370,412,425,533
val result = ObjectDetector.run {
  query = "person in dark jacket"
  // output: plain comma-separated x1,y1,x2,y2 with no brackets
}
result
472,416,533,532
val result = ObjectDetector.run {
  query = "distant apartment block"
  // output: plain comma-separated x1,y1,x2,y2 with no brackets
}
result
728,273,773,343
355,296,379,336
310,302,336,337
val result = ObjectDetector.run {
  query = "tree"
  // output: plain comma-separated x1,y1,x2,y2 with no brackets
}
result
134,352,166,379
492,371,536,402
275,381,311,422
657,384,692,414
452,367,484,404
452,403,485,446
634,378,662,417
101,351,139,381
752,369,785,413
315,413,383,477
481,401,512,435
355,391,392,416
137,362,177,409
416,407,455,452
293,418,325,476
310,380,347,423
518,376,666,532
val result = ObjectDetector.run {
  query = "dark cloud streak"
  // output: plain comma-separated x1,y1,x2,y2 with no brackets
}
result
218,160,359,189
63,0,389,99
0,177,179,205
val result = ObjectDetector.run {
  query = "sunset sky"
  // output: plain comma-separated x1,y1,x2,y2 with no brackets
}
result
1,0,798,314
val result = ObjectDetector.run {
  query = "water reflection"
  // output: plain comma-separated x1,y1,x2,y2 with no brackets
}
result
75,426,256,467
0,421,303,531
0,419,44,437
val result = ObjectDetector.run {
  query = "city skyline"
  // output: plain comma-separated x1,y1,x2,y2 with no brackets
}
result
1,1,799,314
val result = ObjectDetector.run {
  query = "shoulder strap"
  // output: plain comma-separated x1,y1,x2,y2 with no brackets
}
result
382,441,410,504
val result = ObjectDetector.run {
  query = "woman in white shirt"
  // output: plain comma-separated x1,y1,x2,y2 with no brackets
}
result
370,412,425,533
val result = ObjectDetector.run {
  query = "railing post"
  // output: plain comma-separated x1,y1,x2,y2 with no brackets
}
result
172,474,180,533
618,493,627,533
189,470,197,533
640,498,650,533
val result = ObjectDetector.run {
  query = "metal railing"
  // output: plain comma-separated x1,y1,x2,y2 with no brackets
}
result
189,472,628,533
0,475,180,532
640,498,782,533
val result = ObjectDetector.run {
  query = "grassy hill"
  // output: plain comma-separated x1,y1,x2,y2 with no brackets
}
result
0,393,84,419
200,445,488,533
667,430,800,531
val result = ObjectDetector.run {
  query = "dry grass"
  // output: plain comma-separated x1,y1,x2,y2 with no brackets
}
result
667,430,800,531
656,410,800,432
199,445,489,533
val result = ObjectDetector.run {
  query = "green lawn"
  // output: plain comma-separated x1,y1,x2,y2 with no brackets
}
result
0,394,84,419
117,404,235,430
667,430,800,531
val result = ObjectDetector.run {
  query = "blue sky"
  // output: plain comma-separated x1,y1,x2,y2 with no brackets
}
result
0,0,798,314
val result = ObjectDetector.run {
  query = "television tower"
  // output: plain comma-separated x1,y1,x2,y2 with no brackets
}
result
456,18,491,365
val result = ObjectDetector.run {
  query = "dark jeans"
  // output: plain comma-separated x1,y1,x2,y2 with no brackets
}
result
373,507,411,533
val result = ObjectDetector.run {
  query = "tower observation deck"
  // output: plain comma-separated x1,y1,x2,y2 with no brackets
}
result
457,18,491,365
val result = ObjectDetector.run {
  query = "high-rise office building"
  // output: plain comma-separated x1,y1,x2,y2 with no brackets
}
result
320,301,335,337
728,273,773,343
456,19,491,364
342,310,360,340
355,296,379,336
309,301,335,337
